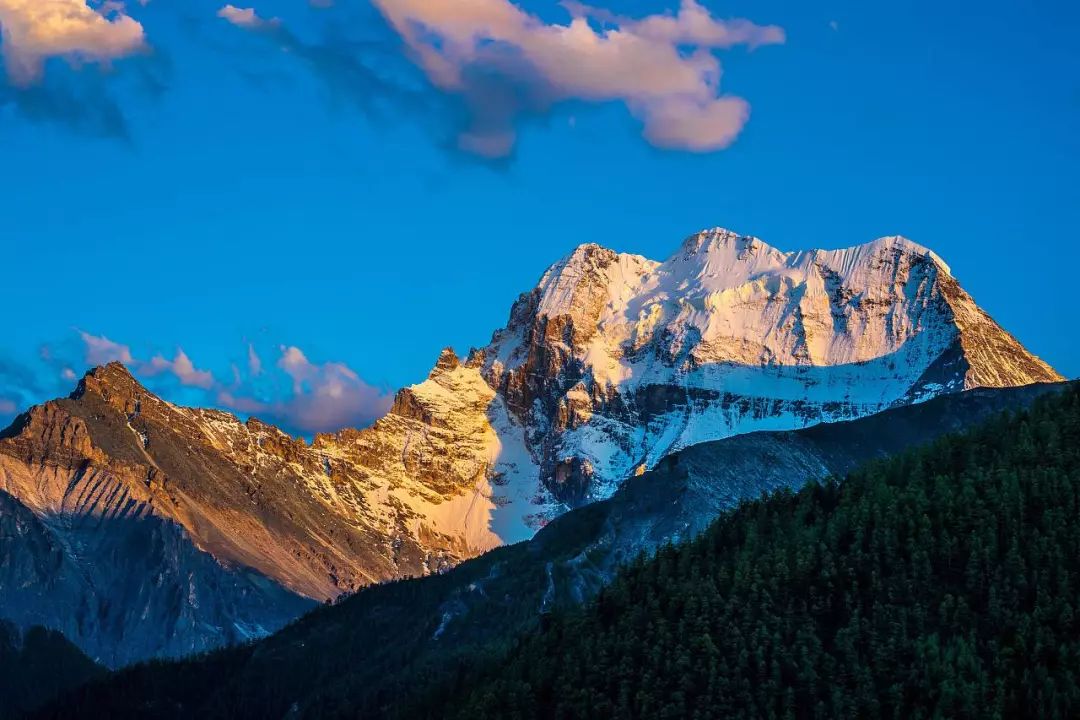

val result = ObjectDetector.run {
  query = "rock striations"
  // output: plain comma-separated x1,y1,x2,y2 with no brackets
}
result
0,228,1062,666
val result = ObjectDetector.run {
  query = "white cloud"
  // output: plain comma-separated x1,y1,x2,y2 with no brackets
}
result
145,349,215,389
217,4,279,30
79,330,134,365
0,0,146,86
78,333,213,388
271,345,392,432
247,343,263,376
370,0,784,155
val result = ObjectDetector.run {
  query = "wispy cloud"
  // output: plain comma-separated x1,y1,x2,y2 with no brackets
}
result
216,0,783,159
78,330,134,365
0,351,55,425
265,345,393,432
0,74,131,137
370,0,783,156
219,345,395,435
247,343,262,376
214,1,428,126
71,331,392,435
145,349,216,389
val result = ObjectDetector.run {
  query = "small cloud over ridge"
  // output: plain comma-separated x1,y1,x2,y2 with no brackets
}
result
73,331,392,435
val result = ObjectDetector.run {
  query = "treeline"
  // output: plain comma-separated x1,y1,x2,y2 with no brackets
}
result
0,622,103,719
398,384,1080,719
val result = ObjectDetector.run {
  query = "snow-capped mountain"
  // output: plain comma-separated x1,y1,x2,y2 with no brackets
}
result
0,227,1061,665
473,229,1060,507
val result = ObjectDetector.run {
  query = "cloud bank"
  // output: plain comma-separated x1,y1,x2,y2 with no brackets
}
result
219,0,784,158
2,1,783,154
219,345,393,434
370,0,783,155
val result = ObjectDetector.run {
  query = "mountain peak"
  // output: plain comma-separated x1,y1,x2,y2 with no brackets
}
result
677,228,950,275
71,362,145,403
671,228,787,272
432,346,461,373
87,361,136,382
556,242,621,272
684,227,770,251
835,234,952,276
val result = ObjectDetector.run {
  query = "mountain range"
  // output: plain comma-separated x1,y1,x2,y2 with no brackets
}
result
31,380,1075,718
0,227,1063,667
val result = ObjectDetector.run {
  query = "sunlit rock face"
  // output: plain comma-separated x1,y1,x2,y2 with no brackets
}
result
0,228,1060,666
0,359,534,666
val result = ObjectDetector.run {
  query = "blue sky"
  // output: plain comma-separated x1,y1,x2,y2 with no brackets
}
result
1,0,1078,433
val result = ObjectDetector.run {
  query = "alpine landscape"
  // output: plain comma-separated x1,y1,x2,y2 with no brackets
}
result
1,0,1076,717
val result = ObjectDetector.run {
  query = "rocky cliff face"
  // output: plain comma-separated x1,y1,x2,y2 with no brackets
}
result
0,227,1062,667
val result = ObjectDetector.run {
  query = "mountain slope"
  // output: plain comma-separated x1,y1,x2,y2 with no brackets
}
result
0,486,311,669
38,381,1071,719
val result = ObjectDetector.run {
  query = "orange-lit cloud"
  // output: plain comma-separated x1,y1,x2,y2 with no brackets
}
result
217,4,279,30
0,0,146,86
370,0,784,156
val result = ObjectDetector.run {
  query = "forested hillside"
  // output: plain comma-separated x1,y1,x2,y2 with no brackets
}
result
0,622,103,719
410,384,1080,719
